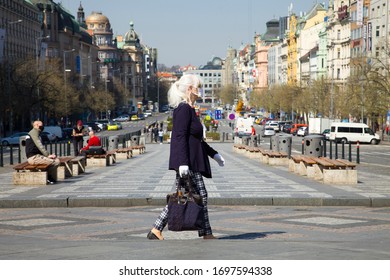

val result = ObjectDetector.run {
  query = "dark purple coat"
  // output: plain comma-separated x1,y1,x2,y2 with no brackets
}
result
169,103,218,178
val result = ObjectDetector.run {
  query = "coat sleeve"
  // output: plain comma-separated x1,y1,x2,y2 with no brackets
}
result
173,105,192,166
202,140,218,159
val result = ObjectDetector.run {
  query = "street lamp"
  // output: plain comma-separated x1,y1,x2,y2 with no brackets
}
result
35,35,49,120
63,49,75,126
3,19,22,135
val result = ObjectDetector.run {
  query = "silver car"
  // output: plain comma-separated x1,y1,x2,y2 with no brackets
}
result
1,132,29,146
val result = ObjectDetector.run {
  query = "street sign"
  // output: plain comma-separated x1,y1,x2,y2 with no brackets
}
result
215,109,222,120
229,113,235,120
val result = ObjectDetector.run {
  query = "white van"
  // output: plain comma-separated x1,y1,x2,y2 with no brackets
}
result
235,117,254,137
329,122,380,144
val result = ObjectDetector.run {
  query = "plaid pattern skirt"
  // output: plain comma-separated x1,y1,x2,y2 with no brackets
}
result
153,170,212,237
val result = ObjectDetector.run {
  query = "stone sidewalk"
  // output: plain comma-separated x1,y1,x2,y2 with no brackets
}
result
0,142,390,208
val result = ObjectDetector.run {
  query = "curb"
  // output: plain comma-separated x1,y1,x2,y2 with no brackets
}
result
1,197,389,208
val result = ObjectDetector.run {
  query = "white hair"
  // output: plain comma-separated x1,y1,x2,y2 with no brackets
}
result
168,74,203,108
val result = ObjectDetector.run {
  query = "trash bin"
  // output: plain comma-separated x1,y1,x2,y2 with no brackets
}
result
278,134,292,157
270,135,279,151
304,135,324,157
250,135,258,147
19,136,28,162
131,135,140,146
139,135,146,145
108,135,119,151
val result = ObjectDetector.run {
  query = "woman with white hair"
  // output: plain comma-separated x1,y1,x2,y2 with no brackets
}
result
147,74,225,240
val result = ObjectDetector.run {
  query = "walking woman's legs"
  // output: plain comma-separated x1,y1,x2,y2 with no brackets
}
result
189,171,213,237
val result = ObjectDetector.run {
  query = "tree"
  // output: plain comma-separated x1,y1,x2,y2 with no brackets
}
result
217,84,236,105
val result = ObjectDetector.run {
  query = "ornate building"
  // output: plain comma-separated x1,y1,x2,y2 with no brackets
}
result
86,11,119,81
0,0,41,62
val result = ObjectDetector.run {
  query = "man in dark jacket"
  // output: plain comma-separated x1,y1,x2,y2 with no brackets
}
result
26,120,60,184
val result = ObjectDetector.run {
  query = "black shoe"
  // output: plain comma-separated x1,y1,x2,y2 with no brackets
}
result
147,231,161,240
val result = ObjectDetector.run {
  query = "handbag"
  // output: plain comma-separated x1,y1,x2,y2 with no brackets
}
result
167,175,204,231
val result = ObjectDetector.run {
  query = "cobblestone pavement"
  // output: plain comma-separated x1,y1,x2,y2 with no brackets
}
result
0,143,389,260
0,205,389,259
0,143,390,207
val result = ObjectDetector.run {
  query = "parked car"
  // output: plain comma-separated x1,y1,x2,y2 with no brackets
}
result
263,127,275,137
144,110,152,118
322,129,330,140
85,122,102,132
265,122,280,132
96,119,109,130
41,131,57,143
283,124,293,133
291,124,308,135
131,115,138,121
115,122,123,130
62,128,73,139
296,126,308,137
43,126,63,139
107,122,119,131
1,132,29,146
113,115,130,122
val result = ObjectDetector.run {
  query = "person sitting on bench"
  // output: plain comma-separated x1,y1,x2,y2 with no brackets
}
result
26,120,60,184
80,129,105,157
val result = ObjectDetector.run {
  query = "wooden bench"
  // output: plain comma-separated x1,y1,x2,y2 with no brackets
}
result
233,144,246,154
131,145,145,155
13,162,53,185
71,156,86,175
115,147,133,160
57,156,74,180
288,155,318,177
261,150,288,166
312,157,358,184
86,150,117,167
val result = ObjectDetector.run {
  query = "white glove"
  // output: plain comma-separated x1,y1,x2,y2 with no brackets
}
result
213,154,225,167
179,165,189,177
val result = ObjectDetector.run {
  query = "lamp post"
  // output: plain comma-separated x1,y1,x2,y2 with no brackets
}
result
63,49,75,127
35,35,49,120
3,19,22,135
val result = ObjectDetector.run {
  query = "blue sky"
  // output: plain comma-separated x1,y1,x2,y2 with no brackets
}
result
62,0,320,67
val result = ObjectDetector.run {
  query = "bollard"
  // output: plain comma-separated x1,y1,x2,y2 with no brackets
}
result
335,141,338,159
9,145,14,165
341,142,345,159
356,141,360,164
0,144,3,167
349,143,352,162
323,139,327,157
67,141,71,156
329,140,333,159
301,139,304,155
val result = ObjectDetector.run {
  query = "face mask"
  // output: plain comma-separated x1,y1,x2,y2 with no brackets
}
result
38,126,44,132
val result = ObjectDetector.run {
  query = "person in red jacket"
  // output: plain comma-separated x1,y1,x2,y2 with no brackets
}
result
80,129,103,156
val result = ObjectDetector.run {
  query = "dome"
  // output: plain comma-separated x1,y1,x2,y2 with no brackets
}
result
124,21,139,43
86,11,109,24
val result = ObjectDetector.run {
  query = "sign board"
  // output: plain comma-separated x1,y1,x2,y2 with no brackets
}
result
228,113,235,120
214,110,222,120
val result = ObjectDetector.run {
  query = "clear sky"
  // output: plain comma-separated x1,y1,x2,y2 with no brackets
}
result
62,0,321,67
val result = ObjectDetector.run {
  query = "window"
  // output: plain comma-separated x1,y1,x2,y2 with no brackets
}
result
376,26,380,37
350,127,362,133
338,127,349,133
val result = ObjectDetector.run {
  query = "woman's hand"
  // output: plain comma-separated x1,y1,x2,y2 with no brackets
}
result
179,165,189,177
213,154,225,167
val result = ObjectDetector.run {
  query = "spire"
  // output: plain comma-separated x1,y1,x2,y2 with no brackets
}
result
77,1,85,25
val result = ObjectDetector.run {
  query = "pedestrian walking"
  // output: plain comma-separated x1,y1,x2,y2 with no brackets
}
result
147,74,225,241
158,129,164,144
